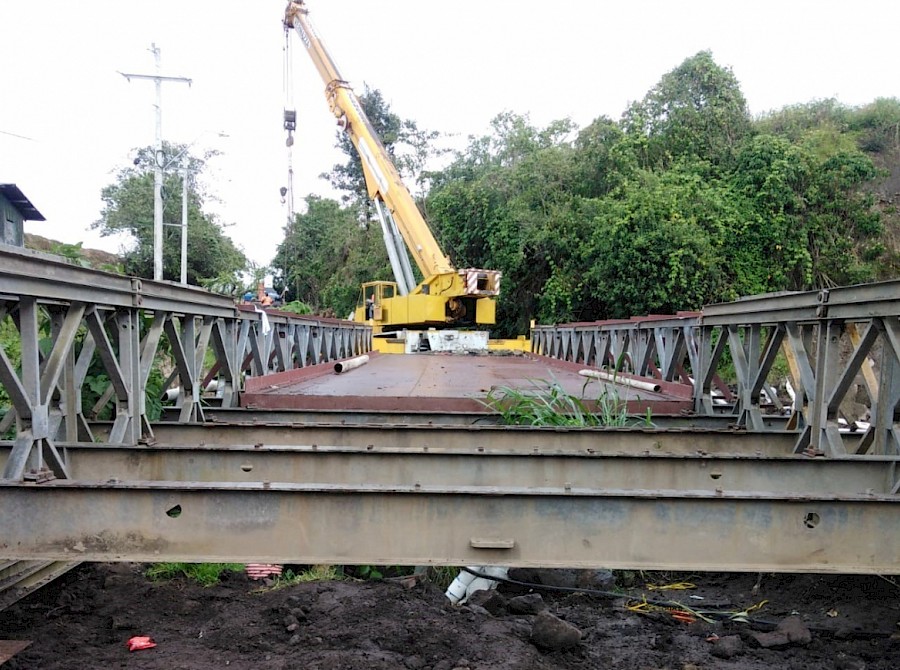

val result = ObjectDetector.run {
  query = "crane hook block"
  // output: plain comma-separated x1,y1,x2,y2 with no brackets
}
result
283,109,297,132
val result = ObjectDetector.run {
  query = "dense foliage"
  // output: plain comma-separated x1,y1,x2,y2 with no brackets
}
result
92,143,247,289
272,53,899,336
272,195,392,318
425,53,894,335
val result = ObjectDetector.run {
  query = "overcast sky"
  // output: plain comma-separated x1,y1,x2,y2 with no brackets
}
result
1,0,897,271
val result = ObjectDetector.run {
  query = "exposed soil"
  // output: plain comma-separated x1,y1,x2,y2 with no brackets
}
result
24,234,122,269
1,564,899,669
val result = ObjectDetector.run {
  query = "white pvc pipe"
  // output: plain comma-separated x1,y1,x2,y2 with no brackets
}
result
578,369,661,393
164,379,219,402
445,566,508,604
334,354,370,374
444,568,477,604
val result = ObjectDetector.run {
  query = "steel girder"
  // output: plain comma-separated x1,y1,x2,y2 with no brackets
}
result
123,422,804,456
2,441,896,494
1,480,897,573
0,560,79,610
155,406,797,428
2,425,897,570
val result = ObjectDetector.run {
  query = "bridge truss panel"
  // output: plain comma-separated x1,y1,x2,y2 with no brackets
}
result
533,282,900,459
0,246,371,477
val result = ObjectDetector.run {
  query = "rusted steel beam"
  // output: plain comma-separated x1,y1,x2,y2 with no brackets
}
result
1,443,893,494
240,393,690,415
0,640,32,664
157,407,793,429
1,481,896,573
104,423,805,456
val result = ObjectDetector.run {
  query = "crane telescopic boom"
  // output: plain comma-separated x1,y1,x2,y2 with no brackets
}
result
284,0,500,330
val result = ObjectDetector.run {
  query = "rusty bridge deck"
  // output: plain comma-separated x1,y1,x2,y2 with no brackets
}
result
240,352,691,414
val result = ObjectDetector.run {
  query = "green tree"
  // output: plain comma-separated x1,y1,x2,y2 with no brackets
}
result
327,85,444,207
847,97,900,153
803,151,882,287
755,98,850,144
272,195,391,317
732,134,882,290
582,166,735,318
93,142,247,288
729,134,814,291
622,50,752,170
572,116,633,198
428,114,584,334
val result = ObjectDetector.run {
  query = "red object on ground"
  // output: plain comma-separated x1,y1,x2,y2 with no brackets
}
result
126,636,157,651
245,563,283,580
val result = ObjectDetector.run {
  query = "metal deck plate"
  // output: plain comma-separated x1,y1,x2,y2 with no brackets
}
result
241,353,691,413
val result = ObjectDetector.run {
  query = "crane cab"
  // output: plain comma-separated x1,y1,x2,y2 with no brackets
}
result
355,281,397,324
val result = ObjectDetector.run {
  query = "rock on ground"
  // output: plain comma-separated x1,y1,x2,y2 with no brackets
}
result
530,611,582,651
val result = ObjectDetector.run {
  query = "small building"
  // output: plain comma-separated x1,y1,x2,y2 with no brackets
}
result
0,183,45,247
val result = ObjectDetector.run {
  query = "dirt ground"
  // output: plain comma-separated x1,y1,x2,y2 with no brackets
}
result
1,564,898,670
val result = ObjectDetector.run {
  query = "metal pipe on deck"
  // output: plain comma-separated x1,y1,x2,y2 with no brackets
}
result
334,355,370,374
579,369,662,393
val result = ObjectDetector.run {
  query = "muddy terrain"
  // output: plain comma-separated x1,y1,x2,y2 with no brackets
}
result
1,564,898,669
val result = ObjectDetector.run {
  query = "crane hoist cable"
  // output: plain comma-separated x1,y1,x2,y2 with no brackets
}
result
281,26,296,224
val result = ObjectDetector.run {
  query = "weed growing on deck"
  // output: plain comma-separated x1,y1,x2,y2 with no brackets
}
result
481,377,629,427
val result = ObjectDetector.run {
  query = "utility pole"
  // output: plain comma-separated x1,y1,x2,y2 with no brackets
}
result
120,44,191,281
181,161,189,285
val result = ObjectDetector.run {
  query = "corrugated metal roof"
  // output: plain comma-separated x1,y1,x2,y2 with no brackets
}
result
0,183,45,221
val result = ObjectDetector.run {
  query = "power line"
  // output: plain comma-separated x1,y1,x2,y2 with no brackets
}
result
0,129,36,142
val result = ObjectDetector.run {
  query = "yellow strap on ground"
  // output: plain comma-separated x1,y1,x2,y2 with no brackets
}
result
625,598,667,614
628,595,766,625
744,599,769,614
645,581,696,591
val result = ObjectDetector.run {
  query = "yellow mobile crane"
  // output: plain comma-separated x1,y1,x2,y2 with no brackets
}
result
283,1,501,338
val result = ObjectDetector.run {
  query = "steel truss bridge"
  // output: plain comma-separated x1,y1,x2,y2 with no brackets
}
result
1,245,898,608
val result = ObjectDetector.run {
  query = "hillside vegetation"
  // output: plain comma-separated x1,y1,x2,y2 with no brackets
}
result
272,52,900,336
24,234,122,271
18,53,899,337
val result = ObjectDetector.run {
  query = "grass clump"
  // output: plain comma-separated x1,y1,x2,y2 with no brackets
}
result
257,565,341,592
481,377,629,427
145,562,245,586
428,566,460,591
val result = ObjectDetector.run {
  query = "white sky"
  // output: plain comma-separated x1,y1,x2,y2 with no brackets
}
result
1,0,897,270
